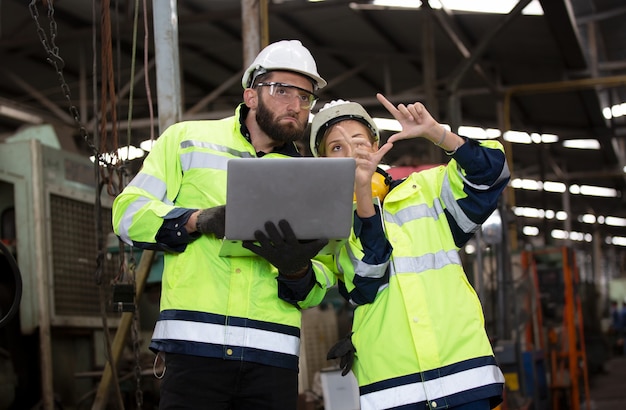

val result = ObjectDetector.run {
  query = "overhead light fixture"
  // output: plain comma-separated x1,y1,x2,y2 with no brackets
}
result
579,214,596,224
569,184,618,197
540,133,558,143
369,0,543,14
517,210,624,247
551,229,592,242
371,0,421,9
437,0,542,15
543,181,566,193
458,126,489,139
610,236,626,247
555,211,568,221
603,102,626,119
140,139,157,152
512,206,545,219
90,145,145,164
512,178,618,198
510,178,542,190
522,226,539,236
562,139,600,150
503,130,558,144
504,131,531,144
605,216,626,227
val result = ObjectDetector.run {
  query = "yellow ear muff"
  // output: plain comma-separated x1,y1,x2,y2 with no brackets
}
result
371,171,390,203
353,169,391,203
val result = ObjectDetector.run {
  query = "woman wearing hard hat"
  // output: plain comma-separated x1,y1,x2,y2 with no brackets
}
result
311,94,510,410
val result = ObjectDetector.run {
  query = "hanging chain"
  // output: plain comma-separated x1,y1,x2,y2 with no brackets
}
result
132,310,144,409
128,249,144,409
29,2,144,407
28,0,112,166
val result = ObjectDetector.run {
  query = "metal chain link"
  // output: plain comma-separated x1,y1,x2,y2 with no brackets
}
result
28,0,112,166
132,311,144,409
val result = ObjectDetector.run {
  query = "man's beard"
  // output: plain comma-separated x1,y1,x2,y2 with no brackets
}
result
256,97,305,145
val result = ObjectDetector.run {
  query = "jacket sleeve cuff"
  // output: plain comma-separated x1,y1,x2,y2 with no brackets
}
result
276,266,316,305
354,206,392,264
155,209,199,252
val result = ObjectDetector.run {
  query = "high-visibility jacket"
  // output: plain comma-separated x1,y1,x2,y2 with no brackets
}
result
337,138,510,409
112,105,336,370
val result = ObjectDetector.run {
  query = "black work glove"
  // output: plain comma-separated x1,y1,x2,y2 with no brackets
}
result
327,333,355,376
242,219,328,277
195,206,226,238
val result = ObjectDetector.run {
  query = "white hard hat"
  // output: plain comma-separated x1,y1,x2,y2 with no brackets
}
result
242,40,326,90
309,100,379,157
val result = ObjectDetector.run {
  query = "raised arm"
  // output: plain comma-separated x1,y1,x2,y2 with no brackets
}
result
377,93,465,154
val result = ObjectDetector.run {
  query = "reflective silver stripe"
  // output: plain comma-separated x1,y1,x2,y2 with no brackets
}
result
498,158,511,183
118,197,151,244
384,201,442,227
455,162,492,191
360,365,504,410
180,151,230,172
441,160,510,234
153,319,300,356
441,171,479,234
312,259,334,289
128,173,170,203
180,140,255,158
346,244,389,279
390,250,461,276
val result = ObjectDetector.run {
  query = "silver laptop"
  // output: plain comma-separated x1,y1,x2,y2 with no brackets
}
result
219,157,356,257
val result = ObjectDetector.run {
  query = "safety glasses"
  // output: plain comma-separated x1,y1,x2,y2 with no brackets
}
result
256,82,319,110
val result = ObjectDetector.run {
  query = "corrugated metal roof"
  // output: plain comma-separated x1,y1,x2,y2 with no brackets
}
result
1,0,625,244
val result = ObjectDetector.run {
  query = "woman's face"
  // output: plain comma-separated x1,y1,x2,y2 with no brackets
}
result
322,120,377,158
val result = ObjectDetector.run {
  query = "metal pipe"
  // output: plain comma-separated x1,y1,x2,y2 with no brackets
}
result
152,0,182,133
449,0,532,92
31,140,54,410
92,1,184,407
242,0,262,69
503,74,626,132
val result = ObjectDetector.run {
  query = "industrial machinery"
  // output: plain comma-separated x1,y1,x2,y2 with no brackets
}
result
0,128,156,409
521,247,592,410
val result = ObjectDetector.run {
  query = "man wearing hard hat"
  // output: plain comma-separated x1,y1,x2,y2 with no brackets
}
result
113,40,334,409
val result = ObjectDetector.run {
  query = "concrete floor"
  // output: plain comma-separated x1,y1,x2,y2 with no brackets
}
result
587,354,626,410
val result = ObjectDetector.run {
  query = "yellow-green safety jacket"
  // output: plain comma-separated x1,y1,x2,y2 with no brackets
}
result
112,105,336,370
336,138,510,409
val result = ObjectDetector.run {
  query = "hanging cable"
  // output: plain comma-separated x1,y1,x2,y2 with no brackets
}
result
143,0,156,143
29,1,154,406
29,0,125,407
99,0,121,198
127,0,144,407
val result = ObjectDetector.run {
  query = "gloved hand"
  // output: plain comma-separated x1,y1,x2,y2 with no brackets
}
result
195,205,226,238
327,333,356,376
242,219,328,277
